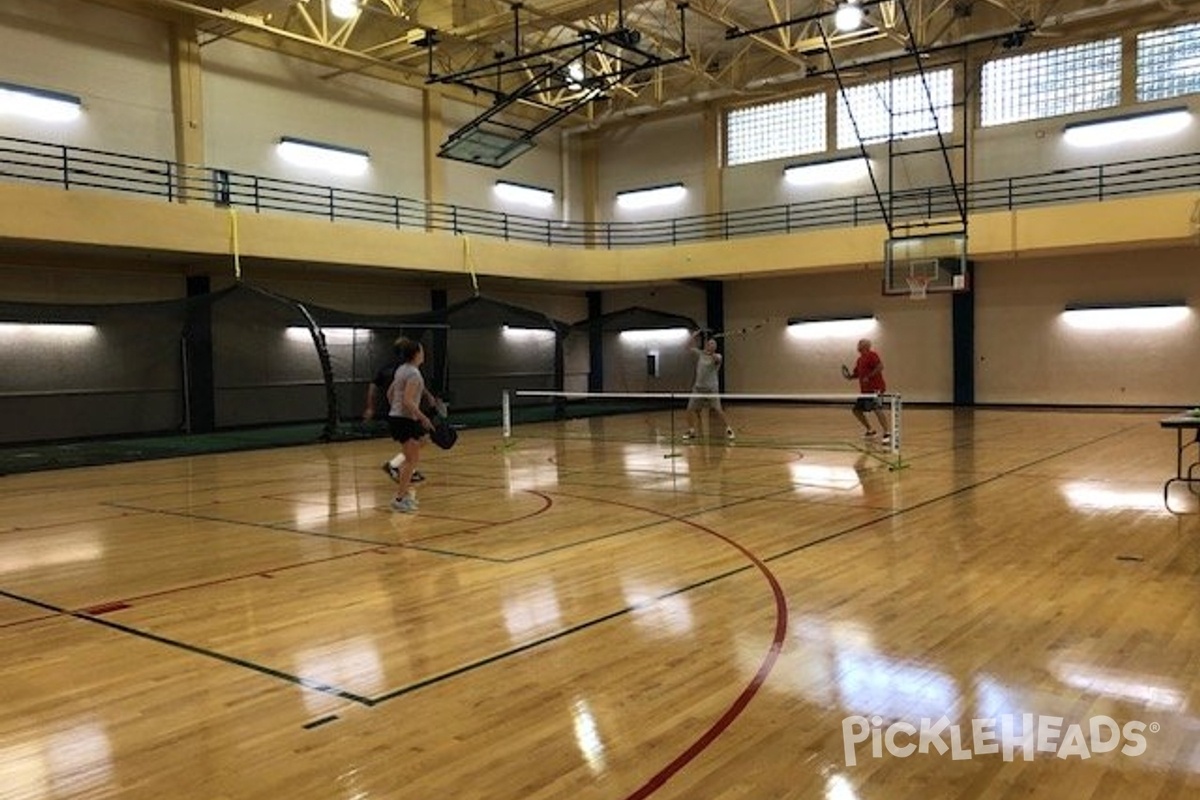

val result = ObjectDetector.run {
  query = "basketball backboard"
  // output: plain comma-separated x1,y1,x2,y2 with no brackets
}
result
883,232,969,296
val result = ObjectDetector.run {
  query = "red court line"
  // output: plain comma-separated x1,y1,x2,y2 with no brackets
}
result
65,546,386,613
405,490,554,544
547,488,789,800
624,518,788,800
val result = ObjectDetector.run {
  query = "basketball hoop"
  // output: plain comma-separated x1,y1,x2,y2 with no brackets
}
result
906,275,930,301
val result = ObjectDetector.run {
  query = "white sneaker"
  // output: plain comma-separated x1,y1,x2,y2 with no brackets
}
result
682,429,696,440
726,428,736,440
881,434,892,445
390,496,417,513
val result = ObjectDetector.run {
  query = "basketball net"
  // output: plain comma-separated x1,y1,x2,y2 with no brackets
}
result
906,275,930,301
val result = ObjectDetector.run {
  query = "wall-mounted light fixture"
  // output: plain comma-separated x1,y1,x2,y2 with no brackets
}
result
501,325,556,341
1061,301,1190,330
1063,107,1191,148
0,321,95,339
285,327,370,344
277,136,370,177
786,315,877,339
617,328,691,343
834,1,865,32
0,81,82,122
494,180,555,208
616,183,686,210
784,156,871,187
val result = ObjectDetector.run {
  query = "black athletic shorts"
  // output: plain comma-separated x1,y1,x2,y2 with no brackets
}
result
854,396,881,413
388,416,426,443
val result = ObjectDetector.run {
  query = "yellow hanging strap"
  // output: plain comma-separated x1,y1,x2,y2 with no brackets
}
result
462,235,480,297
229,207,242,282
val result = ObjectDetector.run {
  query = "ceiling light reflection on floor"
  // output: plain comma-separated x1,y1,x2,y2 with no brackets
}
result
1060,481,1165,512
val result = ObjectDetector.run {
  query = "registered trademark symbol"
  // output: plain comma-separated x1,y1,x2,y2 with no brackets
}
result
1150,722,1161,733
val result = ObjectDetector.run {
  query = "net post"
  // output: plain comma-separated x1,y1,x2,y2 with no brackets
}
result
888,393,902,460
665,390,682,459
501,389,512,441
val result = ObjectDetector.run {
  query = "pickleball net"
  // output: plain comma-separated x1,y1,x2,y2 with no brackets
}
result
500,389,903,463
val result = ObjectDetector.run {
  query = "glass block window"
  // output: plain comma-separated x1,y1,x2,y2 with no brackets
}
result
1138,22,1200,102
980,39,1121,126
725,94,826,166
835,68,953,149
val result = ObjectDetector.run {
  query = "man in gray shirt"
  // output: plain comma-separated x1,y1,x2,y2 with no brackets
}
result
683,330,735,441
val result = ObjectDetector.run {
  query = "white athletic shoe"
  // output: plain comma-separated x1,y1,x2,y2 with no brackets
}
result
726,428,736,440
390,496,417,514
682,429,697,440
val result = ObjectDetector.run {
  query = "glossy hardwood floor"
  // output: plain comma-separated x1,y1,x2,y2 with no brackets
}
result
2,406,1198,800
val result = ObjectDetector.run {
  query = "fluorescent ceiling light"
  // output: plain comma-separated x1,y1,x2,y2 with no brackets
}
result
1061,303,1190,331
616,183,686,210
285,326,368,344
277,136,369,177
329,0,360,19
1063,108,1190,148
502,325,555,340
0,321,95,339
494,180,555,208
784,157,870,186
786,316,876,339
617,328,690,343
834,2,864,32
0,82,82,122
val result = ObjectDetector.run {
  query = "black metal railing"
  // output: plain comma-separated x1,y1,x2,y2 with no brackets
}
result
1,135,1197,249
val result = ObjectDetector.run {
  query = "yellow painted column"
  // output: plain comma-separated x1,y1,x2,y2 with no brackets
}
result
169,21,205,203
704,103,723,236
580,130,599,248
423,90,445,231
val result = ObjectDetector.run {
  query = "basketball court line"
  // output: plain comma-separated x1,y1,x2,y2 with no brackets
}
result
0,586,375,705
0,488,795,720
0,506,149,536
0,511,782,719
57,546,389,614
103,502,398,547
0,422,1146,781
541,471,901,513
0,611,59,629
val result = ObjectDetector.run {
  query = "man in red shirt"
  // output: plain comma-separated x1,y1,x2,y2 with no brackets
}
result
842,338,891,443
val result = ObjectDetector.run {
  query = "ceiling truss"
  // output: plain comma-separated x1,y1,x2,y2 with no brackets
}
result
85,0,1199,133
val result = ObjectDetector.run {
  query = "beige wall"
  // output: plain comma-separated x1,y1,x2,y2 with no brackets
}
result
975,248,1200,406
596,112,709,222
201,39,428,198
722,270,954,402
0,0,175,156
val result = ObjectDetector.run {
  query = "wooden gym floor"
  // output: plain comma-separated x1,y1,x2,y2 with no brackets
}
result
1,406,1198,799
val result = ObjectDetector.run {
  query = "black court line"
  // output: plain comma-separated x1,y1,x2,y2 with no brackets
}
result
302,715,340,729
0,587,374,706
0,611,60,629
0,508,154,537
362,423,1142,704
105,502,401,548
107,497,514,565
1,422,1140,713
66,547,389,613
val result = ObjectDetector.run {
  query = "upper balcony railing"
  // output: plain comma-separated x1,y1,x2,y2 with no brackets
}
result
1,135,1197,248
